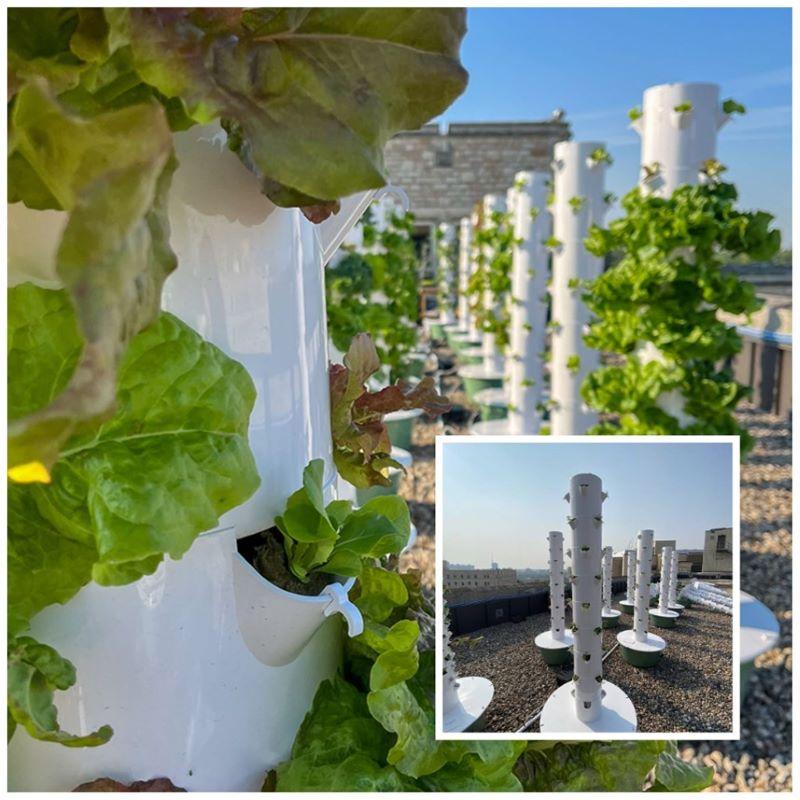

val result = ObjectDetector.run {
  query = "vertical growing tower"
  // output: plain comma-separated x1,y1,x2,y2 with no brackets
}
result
534,530,574,665
619,548,637,615
540,474,636,732
617,529,667,667
650,544,679,628
601,546,621,628
549,142,608,434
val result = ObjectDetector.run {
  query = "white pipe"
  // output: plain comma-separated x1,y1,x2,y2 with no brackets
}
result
468,209,482,342
548,531,567,639
438,222,457,325
602,546,614,614
658,545,673,614
508,171,550,434
458,217,472,333
550,142,607,434
637,82,727,198
633,530,654,644
625,548,636,604
442,602,462,714
566,473,606,722
481,193,507,373
668,548,680,607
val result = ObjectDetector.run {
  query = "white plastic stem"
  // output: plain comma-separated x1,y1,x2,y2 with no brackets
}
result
638,82,726,198
658,545,673,613
468,210,482,342
566,473,606,722
481,193,508,372
458,216,472,333
668,548,680,606
438,222,457,324
442,602,462,714
633,530,654,644
602,546,613,614
548,531,567,640
508,171,550,434
625,548,636,603
550,142,607,434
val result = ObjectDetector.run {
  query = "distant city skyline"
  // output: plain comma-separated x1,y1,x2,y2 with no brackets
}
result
439,8,791,245
442,440,735,570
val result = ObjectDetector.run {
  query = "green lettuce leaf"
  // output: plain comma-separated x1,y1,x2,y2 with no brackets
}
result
651,744,715,792
9,81,176,474
8,636,112,746
107,8,468,208
9,287,260,600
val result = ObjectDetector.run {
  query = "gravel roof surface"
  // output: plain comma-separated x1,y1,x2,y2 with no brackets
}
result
397,344,791,791
450,600,732,734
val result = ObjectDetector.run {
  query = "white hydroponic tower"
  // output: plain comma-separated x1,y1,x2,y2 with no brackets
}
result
617,529,667,667
457,216,473,333
549,142,608,434
534,530,574,665
667,548,685,613
620,548,636,615
634,82,729,197
650,544,680,628
442,603,494,732
632,82,733,424
472,171,551,435
438,222,457,327
540,474,636,733
601,546,621,628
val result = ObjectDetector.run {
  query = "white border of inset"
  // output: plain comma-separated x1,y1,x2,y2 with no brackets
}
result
434,434,740,741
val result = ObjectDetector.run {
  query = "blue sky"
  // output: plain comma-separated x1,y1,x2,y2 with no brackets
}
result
442,440,735,569
440,7,792,245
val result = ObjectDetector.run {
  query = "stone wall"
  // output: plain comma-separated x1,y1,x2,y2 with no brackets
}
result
384,120,571,226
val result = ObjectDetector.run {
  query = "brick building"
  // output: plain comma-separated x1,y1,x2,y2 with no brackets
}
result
384,117,571,269
443,564,517,591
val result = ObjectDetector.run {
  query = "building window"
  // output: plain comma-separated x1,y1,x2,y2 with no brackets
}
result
716,534,727,551
435,142,453,168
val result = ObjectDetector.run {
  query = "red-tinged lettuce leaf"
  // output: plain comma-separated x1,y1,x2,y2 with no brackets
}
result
8,81,177,476
8,636,113,747
330,333,451,488
73,777,187,792
106,8,468,207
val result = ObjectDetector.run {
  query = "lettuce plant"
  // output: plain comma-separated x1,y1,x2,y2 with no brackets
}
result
327,208,421,381
8,7,468,479
465,206,517,348
329,334,450,488
275,460,410,582
581,175,780,446
274,559,711,792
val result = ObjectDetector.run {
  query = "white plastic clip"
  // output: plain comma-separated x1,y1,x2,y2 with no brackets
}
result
322,583,364,637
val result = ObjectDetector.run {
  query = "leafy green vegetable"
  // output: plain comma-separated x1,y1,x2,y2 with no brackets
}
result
568,196,586,214
673,101,693,113
722,98,746,116
628,105,643,122
9,81,176,476
329,334,450,488
8,286,260,745
650,744,715,791
106,8,468,210
276,459,410,582
588,146,612,166
327,208,421,381
465,205,517,348
8,636,112,747
582,180,780,446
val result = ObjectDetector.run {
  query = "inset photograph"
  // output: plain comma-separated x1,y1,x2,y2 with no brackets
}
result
436,436,739,738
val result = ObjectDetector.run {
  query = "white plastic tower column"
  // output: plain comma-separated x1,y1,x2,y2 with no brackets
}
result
620,548,636,613
442,603,494,732
540,475,636,733
601,546,621,627
8,124,372,790
667,548,685,613
481,193,507,373
617,529,667,666
633,83,731,423
534,531,574,661
635,82,728,198
457,216,472,333
438,222,457,325
467,209,482,342
509,170,551,433
651,545,679,626
549,142,608,434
